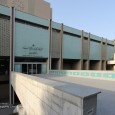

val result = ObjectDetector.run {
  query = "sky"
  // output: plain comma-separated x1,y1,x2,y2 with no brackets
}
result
45,0,115,40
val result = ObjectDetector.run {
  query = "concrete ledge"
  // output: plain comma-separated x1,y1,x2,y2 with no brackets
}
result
11,72,100,115
108,61,115,64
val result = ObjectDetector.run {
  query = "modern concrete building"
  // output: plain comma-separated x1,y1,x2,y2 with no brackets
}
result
0,1,115,80
0,1,115,115
0,0,52,102
0,0,52,19
0,0,115,104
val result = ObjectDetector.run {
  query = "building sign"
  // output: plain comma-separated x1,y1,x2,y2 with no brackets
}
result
22,44,43,57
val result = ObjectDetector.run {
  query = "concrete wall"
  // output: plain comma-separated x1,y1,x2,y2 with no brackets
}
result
49,70,115,81
11,73,83,115
11,72,99,115
0,0,52,19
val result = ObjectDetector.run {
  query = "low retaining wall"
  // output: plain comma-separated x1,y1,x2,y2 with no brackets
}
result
49,70,115,81
11,72,100,115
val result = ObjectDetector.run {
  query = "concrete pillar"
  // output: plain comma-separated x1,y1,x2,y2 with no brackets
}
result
10,7,15,105
87,33,90,70
100,38,107,70
80,30,84,70
59,23,63,70
100,37,103,70
104,39,108,70
48,19,52,70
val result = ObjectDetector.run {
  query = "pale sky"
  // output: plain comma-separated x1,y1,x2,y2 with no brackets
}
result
45,0,115,40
